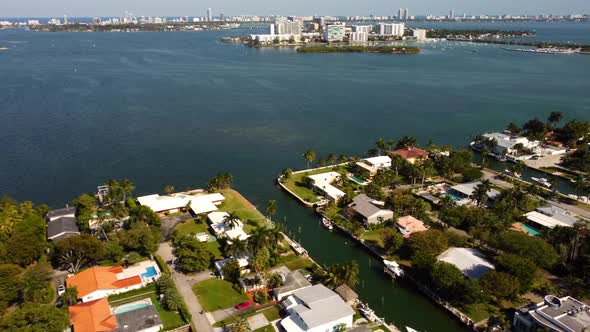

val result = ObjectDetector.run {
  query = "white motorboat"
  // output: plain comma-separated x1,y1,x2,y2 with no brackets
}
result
504,169,522,178
321,217,333,230
357,303,383,323
383,259,404,278
406,327,420,332
532,177,552,188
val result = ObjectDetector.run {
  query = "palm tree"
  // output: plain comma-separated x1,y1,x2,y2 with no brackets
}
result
223,211,241,230
227,316,251,332
375,137,387,156
387,139,396,152
224,238,249,257
396,136,417,149
420,160,435,188
248,227,271,254
303,149,316,169
547,111,563,129
266,200,278,222
472,180,491,207
482,148,490,166
120,179,135,201
326,153,338,166
573,174,586,197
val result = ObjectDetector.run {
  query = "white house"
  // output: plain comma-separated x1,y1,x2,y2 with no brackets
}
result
437,248,495,279
524,205,581,229
363,156,392,170
207,211,249,241
482,132,541,157
137,191,225,215
308,172,345,202
513,295,590,332
215,256,250,279
279,284,355,332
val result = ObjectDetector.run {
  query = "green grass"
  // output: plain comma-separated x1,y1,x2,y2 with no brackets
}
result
361,229,385,248
260,305,281,321
109,293,185,330
253,326,275,332
174,220,209,236
459,303,498,323
218,189,269,229
278,254,314,271
281,168,340,203
214,305,282,328
193,279,249,312
206,240,224,260
107,283,157,302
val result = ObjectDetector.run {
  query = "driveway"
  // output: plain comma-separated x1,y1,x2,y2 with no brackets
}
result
157,242,215,332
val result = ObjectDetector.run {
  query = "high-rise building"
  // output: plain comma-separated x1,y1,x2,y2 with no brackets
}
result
206,8,212,21
449,10,455,19
275,19,302,35
397,8,403,20
352,25,372,34
220,13,225,21
350,31,368,42
63,15,68,24
412,28,427,40
378,23,405,36
403,9,409,20
323,24,345,42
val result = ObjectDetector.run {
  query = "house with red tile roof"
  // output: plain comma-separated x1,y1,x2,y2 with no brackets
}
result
67,265,146,303
69,298,118,332
391,147,429,164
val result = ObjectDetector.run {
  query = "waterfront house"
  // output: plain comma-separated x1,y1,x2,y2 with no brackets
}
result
391,147,429,164
46,215,80,242
207,211,249,241
46,206,76,222
307,172,345,202
363,156,392,169
446,181,500,206
69,297,164,332
347,194,394,225
396,215,428,238
272,266,312,301
513,295,590,332
279,284,355,332
67,261,161,303
437,247,495,279
136,191,225,216
481,132,542,159
524,205,581,229
355,161,378,180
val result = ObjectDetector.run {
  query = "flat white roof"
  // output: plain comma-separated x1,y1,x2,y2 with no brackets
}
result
308,171,340,182
450,181,500,199
364,156,392,166
525,211,574,229
437,247,494,279
137,192,225,213
207,212,248,240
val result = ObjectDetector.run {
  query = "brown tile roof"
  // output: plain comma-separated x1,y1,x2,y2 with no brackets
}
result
397,215,428,238
66,266,142,299
392,147,429,160
69,298,118,332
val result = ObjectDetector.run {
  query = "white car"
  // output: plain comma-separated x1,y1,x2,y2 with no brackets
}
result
57,285,66,296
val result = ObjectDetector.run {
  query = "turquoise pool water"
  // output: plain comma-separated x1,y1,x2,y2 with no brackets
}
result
114,302,149,314
141,266,158,279
520,223,541,236
447,193,464,202
350,175,367,184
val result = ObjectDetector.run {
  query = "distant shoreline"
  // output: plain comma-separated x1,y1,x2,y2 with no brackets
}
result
296,45,420,54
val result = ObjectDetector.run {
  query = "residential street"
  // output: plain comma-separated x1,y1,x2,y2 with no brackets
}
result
157,242,215,332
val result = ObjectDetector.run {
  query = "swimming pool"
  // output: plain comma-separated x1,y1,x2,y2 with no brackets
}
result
520,223,541,236
113,300,150,314
141,266,158,279
446,193,464,202
349,175,367,184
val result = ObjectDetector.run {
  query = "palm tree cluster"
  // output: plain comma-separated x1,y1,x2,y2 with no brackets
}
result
221,224,283,259
207,173,233,192
472,179,492,207
104,179,135,205
322,261,360,289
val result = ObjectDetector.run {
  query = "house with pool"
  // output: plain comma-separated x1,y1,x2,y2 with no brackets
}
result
445,181,500,206
69,297,163,332
67,261,161,303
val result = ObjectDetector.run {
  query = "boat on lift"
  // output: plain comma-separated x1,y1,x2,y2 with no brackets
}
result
357,302,383,323
532,177,552,188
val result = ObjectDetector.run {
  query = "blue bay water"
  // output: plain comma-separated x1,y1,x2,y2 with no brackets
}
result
1,22,590,332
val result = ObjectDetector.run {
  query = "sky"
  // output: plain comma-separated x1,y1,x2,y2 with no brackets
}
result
1,0,589,18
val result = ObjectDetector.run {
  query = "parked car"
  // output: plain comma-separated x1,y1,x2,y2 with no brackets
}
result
234,302,251,310
57,285,66,296
55,296,63,308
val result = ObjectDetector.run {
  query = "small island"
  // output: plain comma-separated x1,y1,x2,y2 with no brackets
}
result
296,45,420,54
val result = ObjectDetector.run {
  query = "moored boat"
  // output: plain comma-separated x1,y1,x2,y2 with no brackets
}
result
532,177,552,188
322,217,334,230
383,259,404,278
357,302,383,323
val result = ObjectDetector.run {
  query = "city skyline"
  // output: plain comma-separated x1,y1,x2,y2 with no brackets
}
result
1,0,590,18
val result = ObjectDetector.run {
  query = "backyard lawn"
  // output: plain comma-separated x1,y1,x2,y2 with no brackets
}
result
459,303,498,323
213,305,282,328
278,254,314,271
218,189,270,229
280,168,340,203
360,229,386,248
174,219,209,236
193,279,249,312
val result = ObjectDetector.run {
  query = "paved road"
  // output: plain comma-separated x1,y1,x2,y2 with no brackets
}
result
482,169,590,219
157,242,215,332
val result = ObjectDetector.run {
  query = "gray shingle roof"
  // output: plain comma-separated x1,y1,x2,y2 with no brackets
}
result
113,305,163,332
46,207,76,220
290,284,355,329
46,217,80,241
348,194,392,219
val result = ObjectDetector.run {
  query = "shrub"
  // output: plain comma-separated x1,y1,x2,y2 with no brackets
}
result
154,254,171,275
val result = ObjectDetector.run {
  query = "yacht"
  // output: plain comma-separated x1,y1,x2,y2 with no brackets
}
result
357,303,383,323
383,259,404,278
406,327,420,332
532,177,552,188
321,217,333,230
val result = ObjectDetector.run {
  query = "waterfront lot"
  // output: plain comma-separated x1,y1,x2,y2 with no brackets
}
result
212,305,281,328
193,278,249,312
173,219,224,259
281,167,341,203
218,189,270,231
